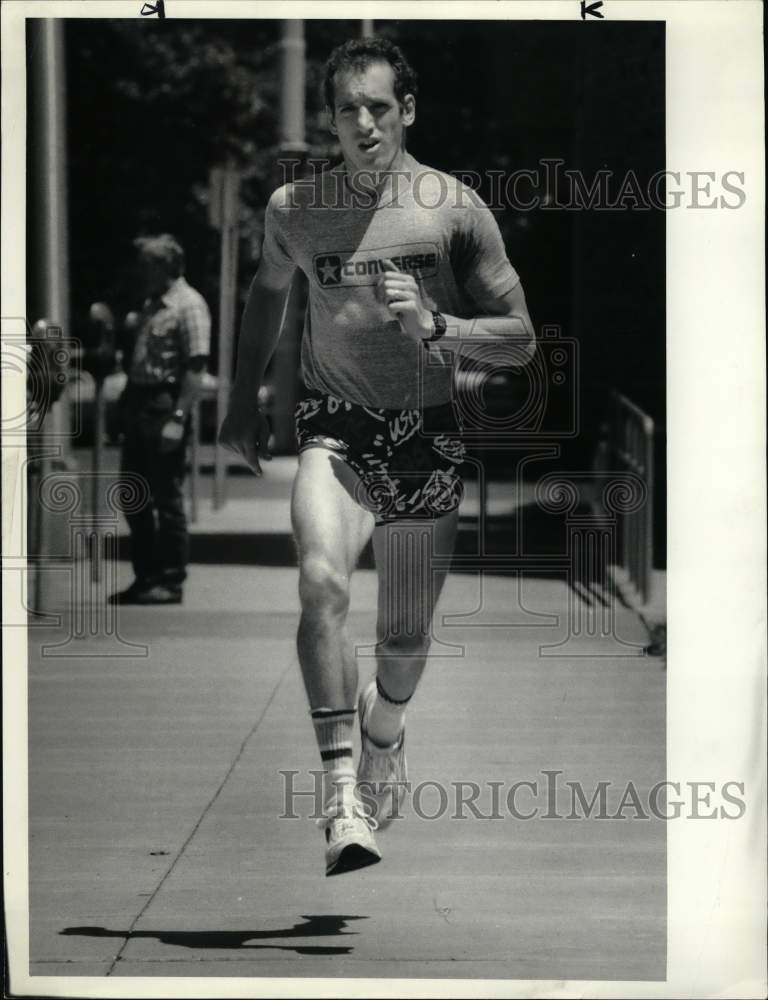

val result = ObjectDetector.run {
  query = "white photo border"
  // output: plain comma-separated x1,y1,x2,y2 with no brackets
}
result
2,1,765,997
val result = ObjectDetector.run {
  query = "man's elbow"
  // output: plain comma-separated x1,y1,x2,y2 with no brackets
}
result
487,286,536,365
506,314,536,366
521,326,536,364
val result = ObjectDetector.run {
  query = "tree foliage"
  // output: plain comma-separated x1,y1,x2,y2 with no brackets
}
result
58,18,665,441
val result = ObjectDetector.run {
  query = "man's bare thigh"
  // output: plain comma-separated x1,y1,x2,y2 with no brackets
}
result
291,446,375,575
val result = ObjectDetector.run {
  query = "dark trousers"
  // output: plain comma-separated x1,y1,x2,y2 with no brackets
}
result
118,385,189,586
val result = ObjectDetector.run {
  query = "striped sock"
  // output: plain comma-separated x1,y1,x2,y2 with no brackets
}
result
310,708,356,810
366,676,411,747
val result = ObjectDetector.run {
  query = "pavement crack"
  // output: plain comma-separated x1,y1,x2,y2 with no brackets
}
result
105,664,290,976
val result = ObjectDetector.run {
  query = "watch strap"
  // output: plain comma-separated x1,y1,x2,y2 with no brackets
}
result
424,310,447,343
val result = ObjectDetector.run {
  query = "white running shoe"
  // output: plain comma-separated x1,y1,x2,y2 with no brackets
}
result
317,788,382,877
356,681,409,830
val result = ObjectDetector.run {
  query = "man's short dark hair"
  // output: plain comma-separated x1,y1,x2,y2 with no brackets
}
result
324,38,418,111
133,234,185,278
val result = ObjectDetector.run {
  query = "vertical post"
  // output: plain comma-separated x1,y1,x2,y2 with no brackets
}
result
30,456,47,612
30,19,71,461
91,378,105,581
270,20,308,454
361,20,375,37
280,20,306,153
610,391,655,607
213,167,240,510
29,19,72,611
189,400,200,523
568,43,584,358
641,417,654,605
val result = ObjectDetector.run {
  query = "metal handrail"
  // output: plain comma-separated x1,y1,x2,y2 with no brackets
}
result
602,390,655,606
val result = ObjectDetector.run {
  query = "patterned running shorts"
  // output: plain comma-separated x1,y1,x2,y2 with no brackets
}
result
294,394,466,524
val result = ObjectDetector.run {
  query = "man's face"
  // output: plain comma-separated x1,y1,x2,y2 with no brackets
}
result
139,259,172,298
330,60,415,175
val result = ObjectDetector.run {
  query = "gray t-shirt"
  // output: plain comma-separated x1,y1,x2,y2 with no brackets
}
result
262,154,520,409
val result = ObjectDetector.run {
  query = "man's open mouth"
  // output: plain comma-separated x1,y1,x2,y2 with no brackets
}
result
358,139,380,152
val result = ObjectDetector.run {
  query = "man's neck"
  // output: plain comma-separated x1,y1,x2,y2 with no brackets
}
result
340,148,415,207
342,147,411,189
147,277,177,305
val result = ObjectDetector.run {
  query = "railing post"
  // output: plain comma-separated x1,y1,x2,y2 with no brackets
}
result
608,390,655,607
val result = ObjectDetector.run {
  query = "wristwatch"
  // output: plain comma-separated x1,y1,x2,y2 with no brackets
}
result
423,310,447,343
170,408,186,423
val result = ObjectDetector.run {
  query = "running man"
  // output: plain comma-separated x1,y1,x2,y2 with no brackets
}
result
219,38,535,875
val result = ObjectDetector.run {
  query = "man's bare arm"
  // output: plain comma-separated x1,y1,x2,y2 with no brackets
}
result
378,263,536,364
443,282,536,363
175,364,207,417
158,366,208,453
230,267,295,406
219,262,295,474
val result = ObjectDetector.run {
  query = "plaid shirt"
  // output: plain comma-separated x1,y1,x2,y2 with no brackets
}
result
129,277,211,386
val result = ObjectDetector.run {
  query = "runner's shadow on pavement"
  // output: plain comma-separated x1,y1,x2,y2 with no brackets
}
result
60,914,367,956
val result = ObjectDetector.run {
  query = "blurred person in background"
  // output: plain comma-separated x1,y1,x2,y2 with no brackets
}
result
110,234,210,606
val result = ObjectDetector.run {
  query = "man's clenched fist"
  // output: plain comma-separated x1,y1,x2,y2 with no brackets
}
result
218,401,272,477
376,258,433,340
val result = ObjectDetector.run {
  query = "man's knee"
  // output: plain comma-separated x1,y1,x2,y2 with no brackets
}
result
299,554,350,618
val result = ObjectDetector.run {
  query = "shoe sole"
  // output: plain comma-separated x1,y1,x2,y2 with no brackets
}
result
326,843,382,877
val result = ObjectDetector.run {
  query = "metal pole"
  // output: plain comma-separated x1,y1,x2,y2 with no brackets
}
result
361,20,375,37
213,167,240,510
642,418,655,605
271,20,307,454
213,219,230,511
30,457,48,613
91,378,105,581
30,19,71,461
29,19,72,611
280,20,307,153
189,400,200,523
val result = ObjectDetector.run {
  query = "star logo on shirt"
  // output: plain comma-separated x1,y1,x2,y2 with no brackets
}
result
315,254,342,286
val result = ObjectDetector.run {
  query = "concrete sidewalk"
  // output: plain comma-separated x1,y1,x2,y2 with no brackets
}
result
26,465,666,985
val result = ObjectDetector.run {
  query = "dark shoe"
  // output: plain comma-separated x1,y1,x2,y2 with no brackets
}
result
108,580,153,605
133,583,183,605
